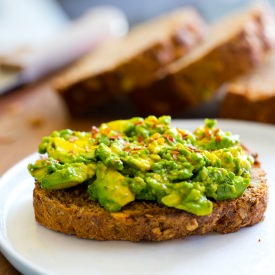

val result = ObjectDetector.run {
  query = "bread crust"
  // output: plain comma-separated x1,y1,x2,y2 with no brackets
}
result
130,4,275,116
33,167,268,242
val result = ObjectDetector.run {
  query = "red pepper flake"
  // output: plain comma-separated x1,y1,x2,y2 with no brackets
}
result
123,147,130,152
133,146,143,151
176,128,188,138
101,127,111,136
215,135,221,142
214,128,220,134
205,128,213,137
109,133,122,140
163,134,174,142
187,145,198,152
46,159,51,164
134,121,143,125
91,126,99,138
172,150,179,160
151,119,158,129
137,136,144,142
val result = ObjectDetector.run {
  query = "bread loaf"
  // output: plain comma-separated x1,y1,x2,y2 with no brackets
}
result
220,54,275,124
54,7,206,115
131,4,275,116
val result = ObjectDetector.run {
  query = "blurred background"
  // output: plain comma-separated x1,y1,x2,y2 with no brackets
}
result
58,0,252,23
0,0,272,54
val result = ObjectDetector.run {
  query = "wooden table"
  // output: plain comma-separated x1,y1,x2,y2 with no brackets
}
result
0,79,137,274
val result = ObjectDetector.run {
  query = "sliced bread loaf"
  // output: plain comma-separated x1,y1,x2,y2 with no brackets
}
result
130,4,275,116
54,7,206,115
220,54,275,124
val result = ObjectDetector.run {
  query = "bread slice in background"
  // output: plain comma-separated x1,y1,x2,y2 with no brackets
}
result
220,54,275,124
54,7,206,116
33,167,267,242
130,4,275,116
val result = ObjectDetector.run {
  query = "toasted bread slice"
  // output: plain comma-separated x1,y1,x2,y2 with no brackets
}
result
33,167,267,242
54,7,206,115
130,4,275,116
220,54,275,124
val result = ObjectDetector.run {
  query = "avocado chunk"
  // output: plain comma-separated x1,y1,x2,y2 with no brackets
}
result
28,159,96,189
161,181,213,216
103,119,135,133
38,130,96,163
96,143,123,170
196,167,250,201
88,162,135,212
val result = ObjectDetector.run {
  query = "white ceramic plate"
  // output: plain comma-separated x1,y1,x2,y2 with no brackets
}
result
1,119,275,275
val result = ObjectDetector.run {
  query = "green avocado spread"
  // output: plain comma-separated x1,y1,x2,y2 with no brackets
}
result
28,116,253,216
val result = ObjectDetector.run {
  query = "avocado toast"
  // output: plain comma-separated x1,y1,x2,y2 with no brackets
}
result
29,116,268,241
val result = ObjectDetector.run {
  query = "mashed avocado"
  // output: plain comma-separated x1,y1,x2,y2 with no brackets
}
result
28,116,253,216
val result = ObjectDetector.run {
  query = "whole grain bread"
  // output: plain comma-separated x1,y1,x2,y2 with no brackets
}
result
54,7,206,115
33,166,267,242
220,54,275,124
130,4,275,116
